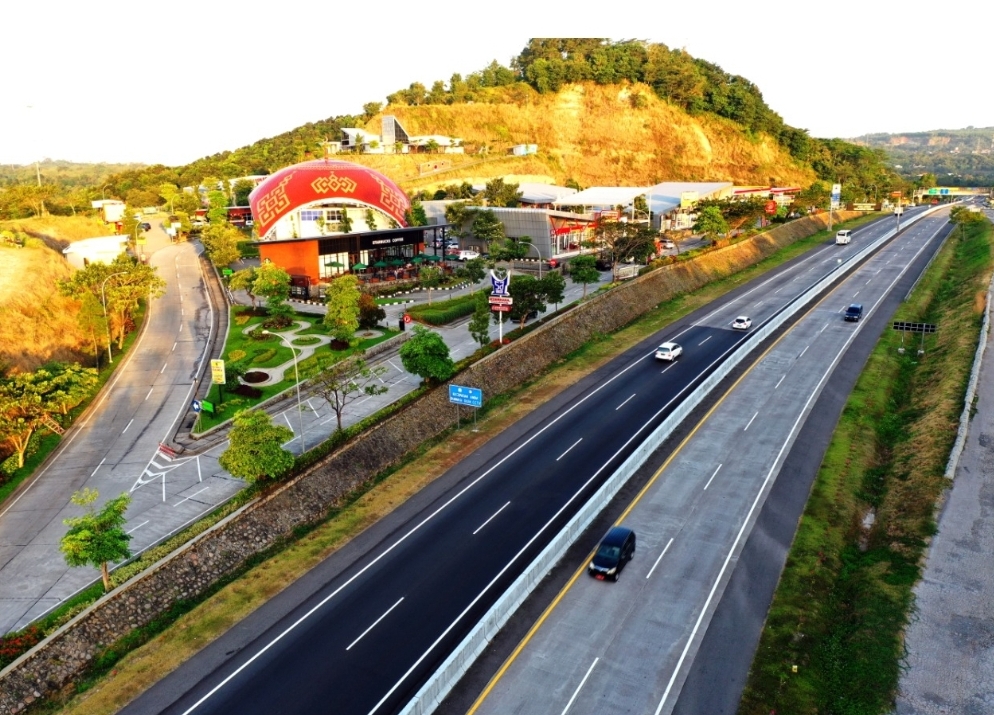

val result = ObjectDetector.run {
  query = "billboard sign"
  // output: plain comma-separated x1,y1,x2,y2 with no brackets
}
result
490,269,510,296
680,191,699,209
448,385,483,408
210,359,226,384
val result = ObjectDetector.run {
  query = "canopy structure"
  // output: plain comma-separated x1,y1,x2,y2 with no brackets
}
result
554,182,733,216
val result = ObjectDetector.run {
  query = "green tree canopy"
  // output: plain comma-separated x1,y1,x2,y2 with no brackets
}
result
218,409,295,483
469,291,492,348
471,208,505,246
418,265,444,305
253,262,292,325
228,267,259,308
569,254,600,297
60,488,132,591
314,357,388,431
692,206,729,243
324,274,361,343
399,325,455,385
201,223,243,267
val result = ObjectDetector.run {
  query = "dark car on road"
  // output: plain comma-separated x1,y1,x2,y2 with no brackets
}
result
588,526,636,581
844,303,864,322
595,254,614,271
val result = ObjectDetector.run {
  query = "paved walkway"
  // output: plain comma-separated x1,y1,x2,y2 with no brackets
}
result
895,207,994,714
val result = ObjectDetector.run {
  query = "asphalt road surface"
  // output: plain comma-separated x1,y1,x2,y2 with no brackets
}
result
120,210,939,715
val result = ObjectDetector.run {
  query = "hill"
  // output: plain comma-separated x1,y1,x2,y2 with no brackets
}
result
856,127,994,186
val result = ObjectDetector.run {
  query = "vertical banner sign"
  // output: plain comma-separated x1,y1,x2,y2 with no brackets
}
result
210,359,226,384
490,269,510,296
830,183,842,211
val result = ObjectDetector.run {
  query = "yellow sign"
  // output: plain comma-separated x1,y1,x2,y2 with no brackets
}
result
680,191,699,209
210,359,226,384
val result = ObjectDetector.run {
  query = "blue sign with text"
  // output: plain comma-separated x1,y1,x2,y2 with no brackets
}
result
449,384,483,408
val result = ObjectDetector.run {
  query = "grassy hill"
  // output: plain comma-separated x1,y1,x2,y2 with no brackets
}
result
856,127,994,186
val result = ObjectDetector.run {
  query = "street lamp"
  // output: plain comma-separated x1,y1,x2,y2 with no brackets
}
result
262,330,305,452
101,271,129,364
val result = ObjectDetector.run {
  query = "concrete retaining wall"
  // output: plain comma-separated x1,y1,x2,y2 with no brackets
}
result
0,211,861,714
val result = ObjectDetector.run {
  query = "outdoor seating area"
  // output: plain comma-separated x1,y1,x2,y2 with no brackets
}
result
326,253,459,285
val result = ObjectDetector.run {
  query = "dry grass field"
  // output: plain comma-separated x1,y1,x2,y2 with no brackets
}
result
0,216,110,372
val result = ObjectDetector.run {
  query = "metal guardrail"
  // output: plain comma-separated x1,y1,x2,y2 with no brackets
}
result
398,207,942,714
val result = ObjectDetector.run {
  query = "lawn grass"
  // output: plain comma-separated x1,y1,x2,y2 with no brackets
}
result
740,217,994,714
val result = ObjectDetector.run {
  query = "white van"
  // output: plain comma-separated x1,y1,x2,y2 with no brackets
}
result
835,230,852,245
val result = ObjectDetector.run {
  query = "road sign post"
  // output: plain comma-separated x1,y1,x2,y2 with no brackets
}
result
210,359,226,404
449,385,483,429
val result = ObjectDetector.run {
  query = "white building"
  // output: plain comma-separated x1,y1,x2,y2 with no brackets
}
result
62,235,130,269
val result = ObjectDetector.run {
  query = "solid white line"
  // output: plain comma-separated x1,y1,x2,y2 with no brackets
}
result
145,387,154,401
346,598,405,651
283,413,293,431
775,374,786,389
196,456,202,483
126,520,149,535
561,658,599,715
743,412,758,431
556,438,583,462
698,335,712,346
799,345,809,359
173,486,209,508
646,538,675,579
90,457,106,477
703,464,722,490
473,502,511,535
160,363,168,374
616,394,637,411
122,419,134,434
653,216,947,715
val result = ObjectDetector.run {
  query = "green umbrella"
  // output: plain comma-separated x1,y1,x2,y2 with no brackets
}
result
388,258,404,266
444,254,459,261
324,260,344,267
424,254,442,262
352,262,367,270
411,256,424,264
373,260,388,268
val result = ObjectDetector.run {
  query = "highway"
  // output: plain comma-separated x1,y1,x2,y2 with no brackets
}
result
121,208,942,715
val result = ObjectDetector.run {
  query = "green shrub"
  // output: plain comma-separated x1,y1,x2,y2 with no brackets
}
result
252,349,277,364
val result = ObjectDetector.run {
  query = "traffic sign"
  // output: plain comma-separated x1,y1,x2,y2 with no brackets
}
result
191,399,202,413
488,295,513,305
201,400,215,414
210,359,226,384
892,321,936,333
449,384,483,408
491,304,512,312
403,313,412,324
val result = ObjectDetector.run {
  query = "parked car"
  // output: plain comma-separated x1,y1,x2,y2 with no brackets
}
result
457,249,480,261
732,316,752,330
139,222,152,232
661,239,676,250
595,254,614,271
655,341,682,361
588,526,636,581
844,303,864,322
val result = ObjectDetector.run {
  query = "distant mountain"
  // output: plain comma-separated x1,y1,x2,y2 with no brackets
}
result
855,127,994,186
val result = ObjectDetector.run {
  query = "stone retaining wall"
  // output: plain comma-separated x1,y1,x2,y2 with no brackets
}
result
0,211,857,714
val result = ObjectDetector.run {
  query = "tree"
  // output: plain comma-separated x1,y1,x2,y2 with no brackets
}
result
314,357,388,431
455,257,487,284
60,489,132,592
362,101,383,119
692,206,729,244
228,267,259,308
201,223,243,267
218,409,295,483
418,265,444,305
324,274,361,343
159,183,181,213
253,262,292,327
471,208,505,247
569,254,600,297
76,292,108,367
232,179,256,207
469,291,492,347
399,325,455,385
594,219,657,279
507,275,547,328
358,293,386,329
37,363,98,416
541,270,566,310
0,373,45,469
206,189,229,224
405,199,429,227
483,177,522,207
490,236,532,273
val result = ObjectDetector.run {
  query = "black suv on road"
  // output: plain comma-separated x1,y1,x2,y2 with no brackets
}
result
844,304,864,322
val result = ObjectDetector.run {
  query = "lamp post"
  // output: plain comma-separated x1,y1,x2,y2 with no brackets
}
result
262,331,305,452
101,271,129,364
531,242,545,279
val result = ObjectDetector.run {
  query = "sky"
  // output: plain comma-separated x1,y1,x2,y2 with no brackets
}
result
1,0,990,168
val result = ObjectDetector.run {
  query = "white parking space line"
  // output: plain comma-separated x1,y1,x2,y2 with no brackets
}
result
197,456,202,483
126,520,149,535
173,486,209,508
561,658,599,715
473,502,511,535
283,413,294,431
698,336,712,346
743,412,758,431
646,538,675,580
145,387,154,401
122,419,134,434
703,464,723,490
556,438,583,462
346,598,404,651
616,394,637,411
90,457,106,477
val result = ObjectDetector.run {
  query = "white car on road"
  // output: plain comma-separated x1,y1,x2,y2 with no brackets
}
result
655,341,682,361
732,316,752,330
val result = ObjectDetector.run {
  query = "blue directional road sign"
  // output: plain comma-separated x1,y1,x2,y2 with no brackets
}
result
191,399,202,413
448,384,483,408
